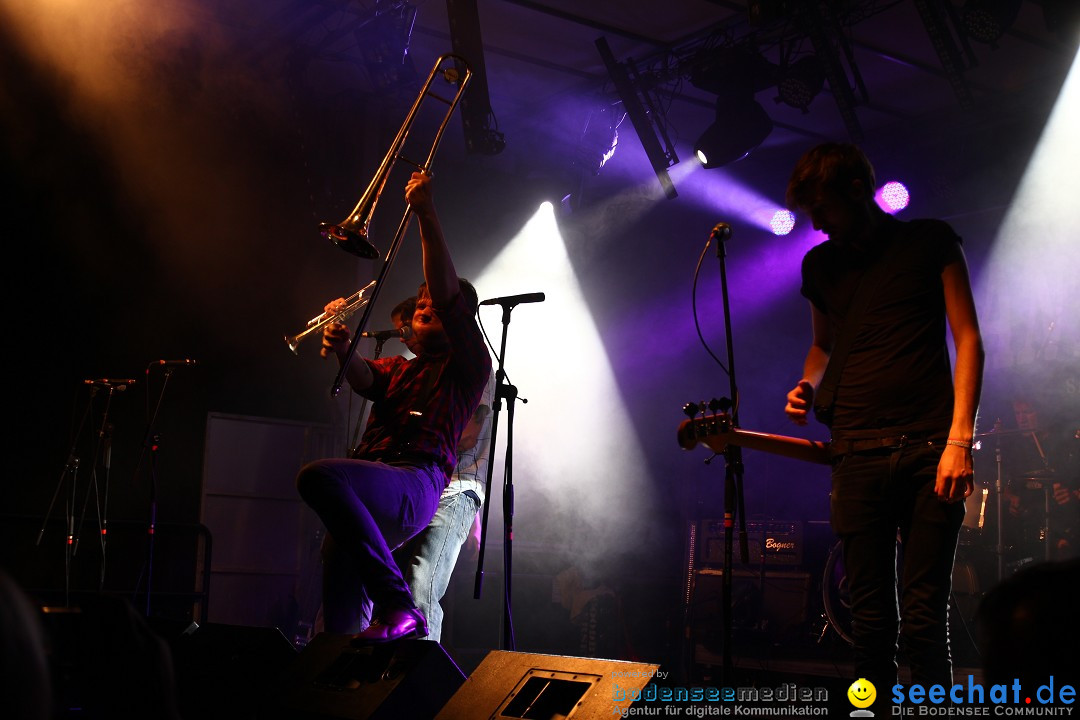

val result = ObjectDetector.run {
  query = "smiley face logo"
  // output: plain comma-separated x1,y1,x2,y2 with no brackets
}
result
847,678,876,709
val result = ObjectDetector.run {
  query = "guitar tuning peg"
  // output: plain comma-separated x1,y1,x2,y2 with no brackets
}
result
682,402,700,419
708,397,722,413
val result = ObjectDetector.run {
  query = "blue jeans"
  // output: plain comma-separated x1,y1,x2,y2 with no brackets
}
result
394,488,480,642
830,439,965,702
296,458,443,634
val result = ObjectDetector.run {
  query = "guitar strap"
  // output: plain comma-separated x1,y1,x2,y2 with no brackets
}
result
813,225,904,427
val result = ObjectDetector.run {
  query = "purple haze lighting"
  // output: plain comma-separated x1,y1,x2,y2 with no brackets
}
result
770,209,796,236
876,181,910,213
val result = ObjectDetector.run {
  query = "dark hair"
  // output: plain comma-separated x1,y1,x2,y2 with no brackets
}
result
417,278,480,314
785,143,876,211
391,296,417,323
458,278,479,314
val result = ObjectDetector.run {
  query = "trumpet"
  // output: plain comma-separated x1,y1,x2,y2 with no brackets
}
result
285,280,376,354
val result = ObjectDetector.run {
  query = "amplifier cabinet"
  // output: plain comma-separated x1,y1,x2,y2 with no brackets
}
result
698,519,804,567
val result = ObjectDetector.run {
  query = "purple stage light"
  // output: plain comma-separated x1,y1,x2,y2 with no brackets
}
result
770,209,796,236
876,181,910,213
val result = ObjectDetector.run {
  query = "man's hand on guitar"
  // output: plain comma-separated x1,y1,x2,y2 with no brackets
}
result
935,444,974,503
785,380,815,426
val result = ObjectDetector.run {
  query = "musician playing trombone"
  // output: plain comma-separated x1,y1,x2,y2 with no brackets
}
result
297,172,491,642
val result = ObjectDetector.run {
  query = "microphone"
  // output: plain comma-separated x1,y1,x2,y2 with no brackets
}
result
479,292,546,307
157,359,198,366
361,326,412,341
710,222,732,241
84,378,136,390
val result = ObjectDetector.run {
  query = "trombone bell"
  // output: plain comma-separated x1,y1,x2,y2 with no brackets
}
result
318,54,472,262
320,219,380,260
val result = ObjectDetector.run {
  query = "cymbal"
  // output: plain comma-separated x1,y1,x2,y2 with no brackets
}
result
974,427,1039,439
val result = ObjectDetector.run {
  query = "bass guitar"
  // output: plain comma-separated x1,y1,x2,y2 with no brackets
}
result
677,407,831,465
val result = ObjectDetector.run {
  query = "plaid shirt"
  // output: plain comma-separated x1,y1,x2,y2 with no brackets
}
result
446,369,496,502
354,291,491,483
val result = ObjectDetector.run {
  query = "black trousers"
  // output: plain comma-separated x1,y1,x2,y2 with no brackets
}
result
831,439,965,706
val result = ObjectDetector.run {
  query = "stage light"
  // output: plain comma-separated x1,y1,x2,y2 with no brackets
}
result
776,56,825,113
694,96,774,169
689,46,775,169
770,209,796,236
961,0,1022,44
876,181,910,213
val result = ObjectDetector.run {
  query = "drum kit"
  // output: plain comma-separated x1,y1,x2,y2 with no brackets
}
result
964,423,1068,576
820,420,1076,649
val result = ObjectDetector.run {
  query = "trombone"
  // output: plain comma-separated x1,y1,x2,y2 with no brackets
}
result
285,280,376,354
320,54,472,261
318,54,472,397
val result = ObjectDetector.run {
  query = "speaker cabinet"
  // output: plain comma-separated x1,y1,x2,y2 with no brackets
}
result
171,623,298,720
690,568,811,661
436,651,659,719
272,634,465,719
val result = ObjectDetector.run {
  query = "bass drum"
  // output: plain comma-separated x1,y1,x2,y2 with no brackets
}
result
821,539,856,646
822,539,982,655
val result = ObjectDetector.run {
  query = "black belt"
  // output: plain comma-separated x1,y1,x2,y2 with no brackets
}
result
830,431,940,458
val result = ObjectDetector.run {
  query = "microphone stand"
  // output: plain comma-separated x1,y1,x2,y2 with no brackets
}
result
991,420,1005,583
37,384,97,607
100,421,114,591
71,387,119,593
474,301,528,651
710,222,748,684
134,366,177,617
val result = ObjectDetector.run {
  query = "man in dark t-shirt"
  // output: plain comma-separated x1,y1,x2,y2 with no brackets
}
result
783,144,984,706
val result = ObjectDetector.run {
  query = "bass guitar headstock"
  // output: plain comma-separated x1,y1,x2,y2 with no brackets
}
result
678,398,734,453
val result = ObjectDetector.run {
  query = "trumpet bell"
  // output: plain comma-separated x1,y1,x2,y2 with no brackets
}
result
320,221,380,260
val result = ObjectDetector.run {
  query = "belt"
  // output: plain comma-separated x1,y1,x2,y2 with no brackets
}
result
829,431,939,458
355,450,443,467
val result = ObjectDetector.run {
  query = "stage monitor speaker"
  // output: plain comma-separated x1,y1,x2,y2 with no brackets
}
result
271,634,465,720
436,651,659,720
171,623,298,720
40,595,186,719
